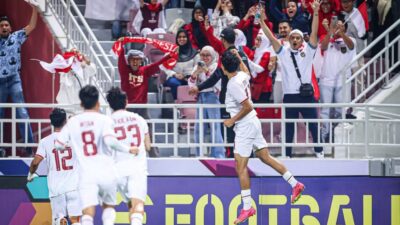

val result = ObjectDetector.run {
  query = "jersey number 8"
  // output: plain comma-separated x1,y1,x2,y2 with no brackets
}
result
81,131,98,156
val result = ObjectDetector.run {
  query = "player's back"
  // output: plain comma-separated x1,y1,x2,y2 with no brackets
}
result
111,110,148,174
37,132,79,198
57,111,115,174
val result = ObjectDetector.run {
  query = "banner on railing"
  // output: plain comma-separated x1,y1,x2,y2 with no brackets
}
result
1,176,399,225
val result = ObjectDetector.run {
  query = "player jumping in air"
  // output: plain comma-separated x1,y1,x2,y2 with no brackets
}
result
221,51,305,224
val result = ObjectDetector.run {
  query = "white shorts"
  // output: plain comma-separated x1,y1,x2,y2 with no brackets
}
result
50,190,82,220
117,169,148,203
79,167,118,209
234,117,268,157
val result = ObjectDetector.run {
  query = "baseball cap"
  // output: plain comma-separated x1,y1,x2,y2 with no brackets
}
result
220,27,236,44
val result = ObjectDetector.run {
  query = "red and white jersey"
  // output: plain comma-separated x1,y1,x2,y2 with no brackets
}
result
111,110,149,176
56,112,116,175
226,71,257,124
36,132,79,198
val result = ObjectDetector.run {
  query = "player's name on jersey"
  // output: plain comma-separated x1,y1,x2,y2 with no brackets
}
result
80,121,94,128
113,116,138,125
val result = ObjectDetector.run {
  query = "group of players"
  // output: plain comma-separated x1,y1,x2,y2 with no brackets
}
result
27,50,304,225
28,86,149,225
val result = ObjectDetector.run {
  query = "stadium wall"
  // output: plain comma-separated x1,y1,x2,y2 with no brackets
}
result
0,159,399,225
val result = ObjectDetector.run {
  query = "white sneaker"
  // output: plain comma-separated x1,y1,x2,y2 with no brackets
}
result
316,151,324,159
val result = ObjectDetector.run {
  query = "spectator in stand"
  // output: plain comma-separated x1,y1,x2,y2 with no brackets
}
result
161,29,200,100
231,0,258,19
133,0,169,37
270,0,311,34
319,15,356,142
56,49,96,112
189,27,250,158
236,4,274,48
183,6,210,50
260,1,324,158
166,0,180,8
305,0,339,38
269,19,292,104
249,31,273,104
341,0,367,99
0,2,39,157
117,38,172,157
211,0,240,37
111,0,135,40
188,46,225,158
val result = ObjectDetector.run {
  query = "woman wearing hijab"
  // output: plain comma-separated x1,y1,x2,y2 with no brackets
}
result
188,46,225,158
249,31,273,103
162,29,200,100
183,6,210,50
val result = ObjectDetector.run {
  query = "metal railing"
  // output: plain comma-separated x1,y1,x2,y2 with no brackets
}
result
44,0,115,95
340,19,400,103
1,103,399,158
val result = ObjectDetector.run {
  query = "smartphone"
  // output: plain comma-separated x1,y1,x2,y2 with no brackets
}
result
207,8,213,20
331,15,338,26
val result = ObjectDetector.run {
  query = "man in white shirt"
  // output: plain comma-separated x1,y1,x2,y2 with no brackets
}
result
106,87,151,225
28,108,81,225
222,51,305,224
260,0,324,158
319,15,356,142
269,19,292,104
55,85,138,225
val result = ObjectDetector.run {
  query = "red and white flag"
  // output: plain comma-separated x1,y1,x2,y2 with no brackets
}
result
344,0,369,38
37,52,83,75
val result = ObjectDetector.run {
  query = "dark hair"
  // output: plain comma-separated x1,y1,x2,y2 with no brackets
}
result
191,6,209,49
50,108,67,128
0,16,10,25
106,87,127,111
220,27,236,44
287,0,297,5
221,51,240,73
79,85,99,109
278,19,292,27
337,13,348,30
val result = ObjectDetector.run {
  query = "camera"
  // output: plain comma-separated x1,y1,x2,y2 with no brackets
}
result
197,61,206,67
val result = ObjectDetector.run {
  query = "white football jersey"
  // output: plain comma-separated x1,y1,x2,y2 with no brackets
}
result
225,71,257,124
111,110,149,176
36,132,79,198
56,112,116,175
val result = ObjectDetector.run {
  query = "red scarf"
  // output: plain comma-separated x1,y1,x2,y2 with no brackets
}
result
111,37,178,69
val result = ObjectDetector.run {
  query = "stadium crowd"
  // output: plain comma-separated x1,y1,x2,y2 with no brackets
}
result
1,0,399,158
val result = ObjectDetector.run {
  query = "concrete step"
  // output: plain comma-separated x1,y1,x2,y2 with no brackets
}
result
92,28,112,41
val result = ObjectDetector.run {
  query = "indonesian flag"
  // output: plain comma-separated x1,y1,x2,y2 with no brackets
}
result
37,52,84,76
355,0,369,32
111,37,178,69
344,0,369,38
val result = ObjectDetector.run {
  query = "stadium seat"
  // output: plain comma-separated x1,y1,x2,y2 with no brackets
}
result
176,85,197,130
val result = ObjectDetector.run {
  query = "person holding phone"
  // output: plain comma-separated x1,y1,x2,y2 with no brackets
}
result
188,46,225,158
210,0,240,37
